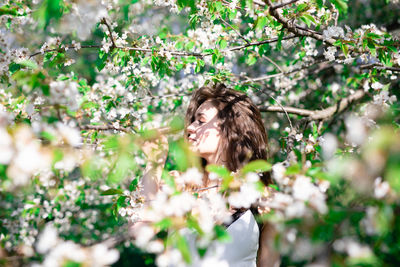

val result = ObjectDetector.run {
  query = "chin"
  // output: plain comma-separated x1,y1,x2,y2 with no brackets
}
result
188,144,200,153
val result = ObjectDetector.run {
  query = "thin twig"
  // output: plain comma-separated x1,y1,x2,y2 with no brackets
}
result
359,63,400,72
260,105,313,116
269,94,294,130
263,54,285,73
227,35,297,52
30,36,297,58
259,90,366,120
242,59,331,83
219,16,250,44
253,0,267,7
119,46,204,57
101,17,117,49
29,44,101,58
265,0,335,46
334,10,339,27
270,0,301,10
80,124,132,132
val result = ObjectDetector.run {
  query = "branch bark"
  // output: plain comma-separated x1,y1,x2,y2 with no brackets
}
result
80,124,132,132
359,63,400,72
219,16,250,44
264,0,335,46
259,90,366,120
30,35,297,58
242,59,331,83
270,0,301,10
101,17,117,49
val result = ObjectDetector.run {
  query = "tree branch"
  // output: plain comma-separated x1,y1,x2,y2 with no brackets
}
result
270,0,301,10
101,17,117,49
219,16,250,44
29,44,101,58
30,36,297,58
269,94,294,130
359,63,400,72
264,0,335,46
259,90,366,120
80,124,132,132
226,35,297,52
242,59,330,83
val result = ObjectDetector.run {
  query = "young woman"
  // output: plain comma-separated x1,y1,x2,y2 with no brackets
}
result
139,83,279,266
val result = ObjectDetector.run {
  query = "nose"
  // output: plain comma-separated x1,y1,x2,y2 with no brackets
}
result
186,122,196,135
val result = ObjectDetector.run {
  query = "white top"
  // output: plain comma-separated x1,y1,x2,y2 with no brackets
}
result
186,210,259,267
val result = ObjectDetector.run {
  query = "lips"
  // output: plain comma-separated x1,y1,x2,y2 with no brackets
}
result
188,136,197,144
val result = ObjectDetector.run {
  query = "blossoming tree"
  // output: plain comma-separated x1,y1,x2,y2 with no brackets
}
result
1,0,400,266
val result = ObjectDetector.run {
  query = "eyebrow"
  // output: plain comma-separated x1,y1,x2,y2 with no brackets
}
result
195,112,206,119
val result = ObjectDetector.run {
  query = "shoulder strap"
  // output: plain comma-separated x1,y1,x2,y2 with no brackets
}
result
250,207,263,232
222,208,248,229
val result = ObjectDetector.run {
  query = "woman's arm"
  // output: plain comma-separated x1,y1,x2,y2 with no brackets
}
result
257,222,280,267
129,134,168,238
140,134,169,201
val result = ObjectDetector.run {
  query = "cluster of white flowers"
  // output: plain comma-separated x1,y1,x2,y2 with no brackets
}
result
323,46,337,61
59,0,108,40
35,225,119,267
228,172,262,208
268,163,329,218
322,26,345,40
48,80,81,111
333,238,373,259
0,124,51,187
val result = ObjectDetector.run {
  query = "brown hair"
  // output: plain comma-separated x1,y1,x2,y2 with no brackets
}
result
185,83,271,185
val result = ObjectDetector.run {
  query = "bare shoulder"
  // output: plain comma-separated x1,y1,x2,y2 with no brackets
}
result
257,222,281,267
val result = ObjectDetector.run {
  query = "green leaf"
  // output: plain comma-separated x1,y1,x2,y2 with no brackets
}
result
276,31,284,50
96,53,108,72
101,188,123,195
129,178,139,191
255,16,267,31
0,7,18,16
245,54,257,66
175,233,192,264
206,164,231,179
214,225,232,242
117,195,128,208
329,0,348,13
214,1,223,12
175,41,184,50
195,59,205,73
185,56,197,63
34,0,65,29
303,14,316,25
299,16,312,27
155,218,173,230
296,3,308,13
228,9,237,20
185,41,195,51
366,32,381,39
285,164,301,175
41,131,55,141
108,154,135,183
241,160,272,174
219,39,227,49
17,60,38,70
63,260,82,267
169,115,185,131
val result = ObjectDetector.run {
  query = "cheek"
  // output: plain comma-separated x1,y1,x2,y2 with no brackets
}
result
198,129,221,151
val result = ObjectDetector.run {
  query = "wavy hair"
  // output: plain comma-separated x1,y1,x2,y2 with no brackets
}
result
185,83,271,185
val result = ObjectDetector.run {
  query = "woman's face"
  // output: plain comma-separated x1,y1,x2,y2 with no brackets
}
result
186,100,222,164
